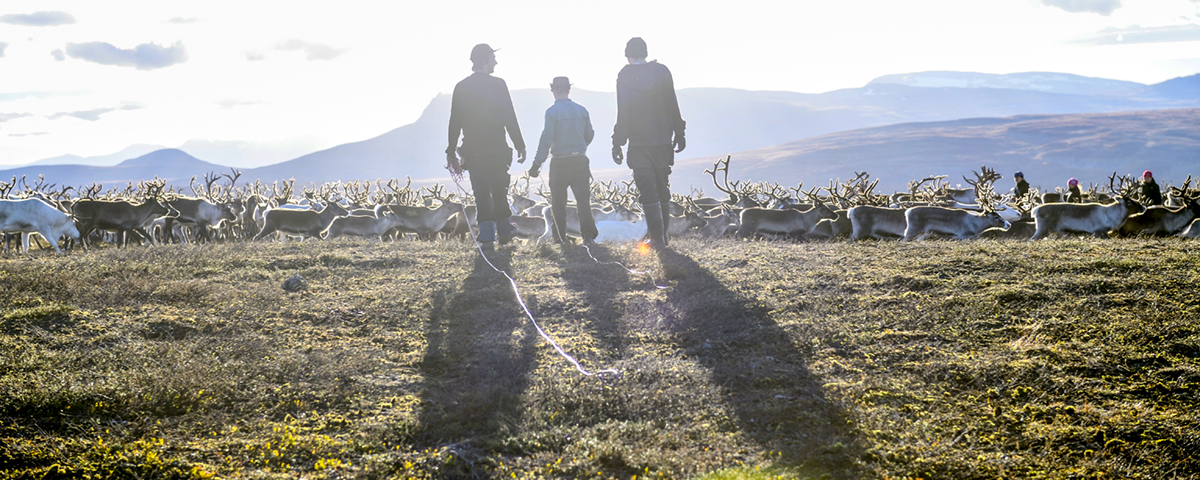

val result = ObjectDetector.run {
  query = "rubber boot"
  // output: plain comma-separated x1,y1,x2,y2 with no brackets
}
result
641,202,666,250
477,220,496,251
496,216,516,246
660,202,672,247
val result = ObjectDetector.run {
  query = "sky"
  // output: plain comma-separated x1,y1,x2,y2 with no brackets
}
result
1,0,1198,167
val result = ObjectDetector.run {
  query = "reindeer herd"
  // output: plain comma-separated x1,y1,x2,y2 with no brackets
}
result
1,157,1199,254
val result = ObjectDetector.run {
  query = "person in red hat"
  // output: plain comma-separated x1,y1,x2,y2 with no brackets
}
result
1141,170,1163,206
446,43,526,251
612,37,686,250
1066,178,1082,203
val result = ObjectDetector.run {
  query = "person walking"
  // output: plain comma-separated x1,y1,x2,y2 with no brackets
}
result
1141,170,1163,206
446,43,526,251
611,37,686,250
1013,171,1029,197
528,76,598,245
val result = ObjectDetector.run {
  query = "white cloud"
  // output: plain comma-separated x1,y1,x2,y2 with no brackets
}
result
51,49,65,61
0,11,76,26
214,99,264,109
9,132,49,137
65,41,188,70
167,17,198,24
47,104,143,122
0,42,8,57
0,112,32,122
1074,24,1200,45
1039,0,1122,16
275,39,347,61
245,51,266,61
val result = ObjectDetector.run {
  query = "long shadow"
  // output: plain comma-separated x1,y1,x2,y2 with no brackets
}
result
655,248,859,474
414,252,537,467
556,244,633,354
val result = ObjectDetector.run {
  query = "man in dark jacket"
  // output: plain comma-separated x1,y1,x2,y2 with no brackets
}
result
612,37,685,250
1013,171,1029,197
1141,170,1163,206
447,43,526,251
529,76,598,245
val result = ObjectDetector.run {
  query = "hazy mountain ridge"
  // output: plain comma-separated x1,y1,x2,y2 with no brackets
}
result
4,71,1198,192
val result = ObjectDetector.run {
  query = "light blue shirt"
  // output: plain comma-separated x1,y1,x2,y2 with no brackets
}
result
532,98,594,167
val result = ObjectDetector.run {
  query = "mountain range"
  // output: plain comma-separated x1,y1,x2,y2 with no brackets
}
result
3,71,1197,193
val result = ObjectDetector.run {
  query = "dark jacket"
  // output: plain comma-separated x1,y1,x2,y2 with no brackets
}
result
1015,179,1029,197
447,72,525,168
1067,185,1082,203
612,61,685,149
1142,179,1163,205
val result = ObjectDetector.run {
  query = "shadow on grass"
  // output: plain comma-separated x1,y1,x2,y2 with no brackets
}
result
656,248,859,474
413,252,538,468
557,244,633,354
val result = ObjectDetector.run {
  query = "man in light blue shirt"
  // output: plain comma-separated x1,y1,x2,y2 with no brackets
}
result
529,76,598,244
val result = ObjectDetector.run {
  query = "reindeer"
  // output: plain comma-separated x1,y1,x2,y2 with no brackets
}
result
74,180,176,248
901,166,1010,240
379,193,463,240
1030,173,1145,240
1114,177,1200,237
253,188,349,241
705,156,760,208
736,189,838,240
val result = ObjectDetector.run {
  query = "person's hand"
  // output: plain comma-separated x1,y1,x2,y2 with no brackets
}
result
516,150,527,164
528,164,540,178
612,145,623,165
673,136,686,153
446,151,463,175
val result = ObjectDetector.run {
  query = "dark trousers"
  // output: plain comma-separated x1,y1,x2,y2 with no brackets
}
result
628,145,672,205
468,164,512,224
549,156,597,241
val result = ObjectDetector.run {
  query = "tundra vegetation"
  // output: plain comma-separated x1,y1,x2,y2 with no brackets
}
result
2,236,1199,479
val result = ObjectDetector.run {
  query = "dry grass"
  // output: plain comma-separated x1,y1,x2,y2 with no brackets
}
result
1,236,1198,479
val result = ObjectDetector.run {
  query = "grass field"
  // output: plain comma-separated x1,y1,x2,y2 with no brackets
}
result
1,236,1198,479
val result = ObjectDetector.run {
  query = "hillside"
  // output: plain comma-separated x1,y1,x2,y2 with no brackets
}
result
0,149,224,190
2,237,1198,478
668,108,1200,194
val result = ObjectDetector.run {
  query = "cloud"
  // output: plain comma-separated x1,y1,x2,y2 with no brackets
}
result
1039,0,1122,15
51,49,65,61
1073,24,1200,45
0,42,8,57
275,39,347,61
245,51,266,61
0,112,32,122
0,11,76,26
65,41,188,70
9,132,49,137
167,17,198,24
214,99,263,109
47,103,142,122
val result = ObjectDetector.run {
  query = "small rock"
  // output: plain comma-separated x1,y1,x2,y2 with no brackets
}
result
282,275,306,292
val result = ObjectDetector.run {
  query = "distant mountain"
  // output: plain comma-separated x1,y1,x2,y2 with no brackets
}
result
243,72,1200,186
867,71,1144,95
0,149,225,189
1133,73,1200,102
666,108,1200,195
27,144,167,167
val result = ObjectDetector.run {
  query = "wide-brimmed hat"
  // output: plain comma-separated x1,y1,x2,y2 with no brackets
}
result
550,76,572,91
470,43,497,63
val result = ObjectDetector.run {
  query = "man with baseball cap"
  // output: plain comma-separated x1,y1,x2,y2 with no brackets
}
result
1141,170,1162,206
1013,171,1029,197
529,76,598,245
612,37,686,250
446,43,526,251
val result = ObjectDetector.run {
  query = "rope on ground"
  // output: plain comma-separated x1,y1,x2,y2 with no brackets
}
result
449,177,620,380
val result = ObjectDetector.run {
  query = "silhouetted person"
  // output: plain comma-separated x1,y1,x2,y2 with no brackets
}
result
1013,171,1029,197
1141,170,1163,206
611,37,686,250
446,43,525,251
1066,178,1082,203
529,76,598,245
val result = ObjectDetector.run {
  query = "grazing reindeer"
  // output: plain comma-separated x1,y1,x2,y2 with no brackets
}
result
253,189,349,241
323,211,407,240
902,166,1010,240
1031,173,1145,240
848,206,907,240
74,181,176,248
736,189,838,239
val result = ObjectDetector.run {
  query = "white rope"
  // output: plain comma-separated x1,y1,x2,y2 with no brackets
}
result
449,176,620,379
